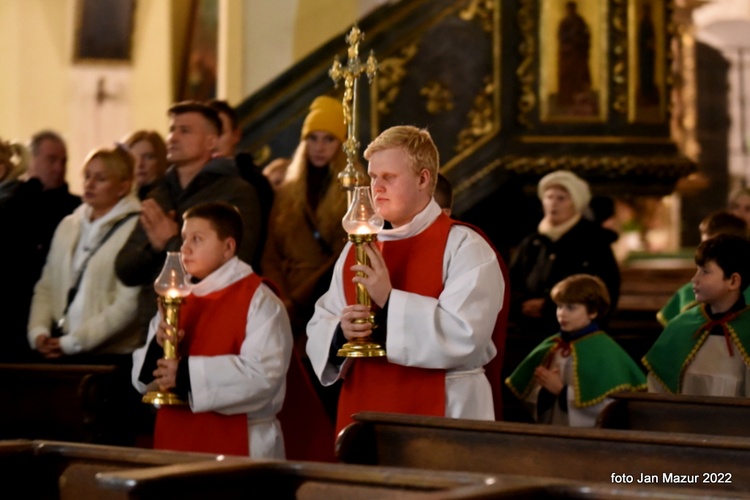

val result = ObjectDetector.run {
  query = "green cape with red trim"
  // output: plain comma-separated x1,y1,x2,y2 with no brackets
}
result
657,282,750,326
505,331,646,408
643,304,750,393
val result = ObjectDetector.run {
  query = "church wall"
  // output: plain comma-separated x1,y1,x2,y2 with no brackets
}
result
0,0,174,195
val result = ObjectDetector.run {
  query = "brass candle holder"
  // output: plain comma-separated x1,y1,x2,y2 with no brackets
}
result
338,186,386,358
142,251,191,406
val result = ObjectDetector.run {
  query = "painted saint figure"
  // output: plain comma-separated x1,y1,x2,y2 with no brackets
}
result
557,1,593,115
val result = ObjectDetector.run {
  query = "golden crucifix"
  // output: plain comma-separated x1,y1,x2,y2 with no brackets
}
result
329,25,378,199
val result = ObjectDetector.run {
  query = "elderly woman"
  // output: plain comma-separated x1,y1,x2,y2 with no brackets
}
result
27,145,141,363
0,138,28,202
509,170,620,335
122,130,168,200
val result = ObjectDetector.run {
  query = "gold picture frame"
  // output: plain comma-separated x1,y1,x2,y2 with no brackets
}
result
539,0,608,122
74,0,135,63
628,0,667,123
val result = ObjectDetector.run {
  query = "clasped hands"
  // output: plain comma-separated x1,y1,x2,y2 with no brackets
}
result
340,242,391,341
140,199,179,251
35,335,62,359
534,365,564,396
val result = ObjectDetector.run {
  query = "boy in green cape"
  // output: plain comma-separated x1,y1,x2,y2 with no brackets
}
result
658,211,747,326
506,274,645,427
644,234,750,396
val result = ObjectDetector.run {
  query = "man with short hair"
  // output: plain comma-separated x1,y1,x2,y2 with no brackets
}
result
306,125,508,433
0,130,80,361
207,99,273,271
115,101,261,341
27,130,69,191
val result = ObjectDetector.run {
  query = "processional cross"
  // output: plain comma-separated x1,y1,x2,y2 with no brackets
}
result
329,25,378,200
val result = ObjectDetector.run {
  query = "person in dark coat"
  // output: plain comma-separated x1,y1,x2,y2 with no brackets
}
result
207,99,273,272
509,170,620,336
0,130,80,361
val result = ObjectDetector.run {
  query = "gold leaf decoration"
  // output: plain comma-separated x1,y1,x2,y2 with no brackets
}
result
455,77,495,153
375,43,419,118
420,81,455,115
517,0,536,128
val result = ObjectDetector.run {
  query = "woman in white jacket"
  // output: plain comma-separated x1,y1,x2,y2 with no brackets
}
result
27,144,141,362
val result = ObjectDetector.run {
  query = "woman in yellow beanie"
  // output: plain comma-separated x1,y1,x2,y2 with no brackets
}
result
262,96,363,364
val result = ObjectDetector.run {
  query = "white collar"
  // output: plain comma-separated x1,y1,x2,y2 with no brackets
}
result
188,256,253,296
378,199,442,242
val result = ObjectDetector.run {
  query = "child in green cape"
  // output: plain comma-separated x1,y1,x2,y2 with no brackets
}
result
506,274,646,427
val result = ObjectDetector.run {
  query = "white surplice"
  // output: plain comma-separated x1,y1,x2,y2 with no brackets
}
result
306,200,504,420
132,257,293,459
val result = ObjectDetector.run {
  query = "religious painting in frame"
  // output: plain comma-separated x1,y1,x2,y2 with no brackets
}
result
539,0,608,122
179,0,219,101
74,0,136,62
628,0,667,123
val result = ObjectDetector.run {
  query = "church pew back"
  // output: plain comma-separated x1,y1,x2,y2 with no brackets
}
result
97,460,750,500
597,391,750,436
337,412,750,493
0,440,226,500
96,460,506,500
0,363,150,445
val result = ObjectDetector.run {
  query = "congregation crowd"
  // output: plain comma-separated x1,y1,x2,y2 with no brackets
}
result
3,94,750,460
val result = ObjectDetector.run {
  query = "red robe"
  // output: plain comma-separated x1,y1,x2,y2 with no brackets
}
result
336,214,508,433
154,274,262,456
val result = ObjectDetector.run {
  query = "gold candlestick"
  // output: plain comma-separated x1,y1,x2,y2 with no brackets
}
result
329,25,378,203
142,251,191,406
338,186,386,357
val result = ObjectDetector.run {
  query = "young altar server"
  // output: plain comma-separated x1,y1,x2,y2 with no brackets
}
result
644,234,750,396
132,201,292,458
306,125,508,434
505,274,646,427
657,210,748,326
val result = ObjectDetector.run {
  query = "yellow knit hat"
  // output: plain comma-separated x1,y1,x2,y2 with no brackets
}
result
301,96,347,143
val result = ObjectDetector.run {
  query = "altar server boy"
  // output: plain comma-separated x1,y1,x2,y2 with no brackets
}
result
132,201,292,458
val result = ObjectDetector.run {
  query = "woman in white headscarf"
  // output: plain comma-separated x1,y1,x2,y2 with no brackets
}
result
509,170,620,336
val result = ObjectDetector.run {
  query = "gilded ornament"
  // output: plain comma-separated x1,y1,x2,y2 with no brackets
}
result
459,0,495,33
517,0,536,128
374,44,419,118
455,78,495,153
420,81,455,115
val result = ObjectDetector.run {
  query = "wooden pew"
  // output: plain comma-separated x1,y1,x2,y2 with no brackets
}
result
337,412,750,493
0,439,227,500
97,460,507,500
0,363,152,445
597,391,750,437
97,458,750,500
96,459,750,500
5,439,746,499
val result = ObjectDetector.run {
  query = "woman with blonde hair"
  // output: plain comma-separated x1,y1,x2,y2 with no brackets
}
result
121,130,168,199
0,138,29,201
262,96,363,339
28,144,142,363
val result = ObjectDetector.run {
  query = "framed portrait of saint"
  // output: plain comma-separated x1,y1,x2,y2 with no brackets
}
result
539,0,608,122
628,0,667,123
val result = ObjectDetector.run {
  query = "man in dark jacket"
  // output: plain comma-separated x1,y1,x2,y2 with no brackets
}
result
0,130,80,361
115,101,261,341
